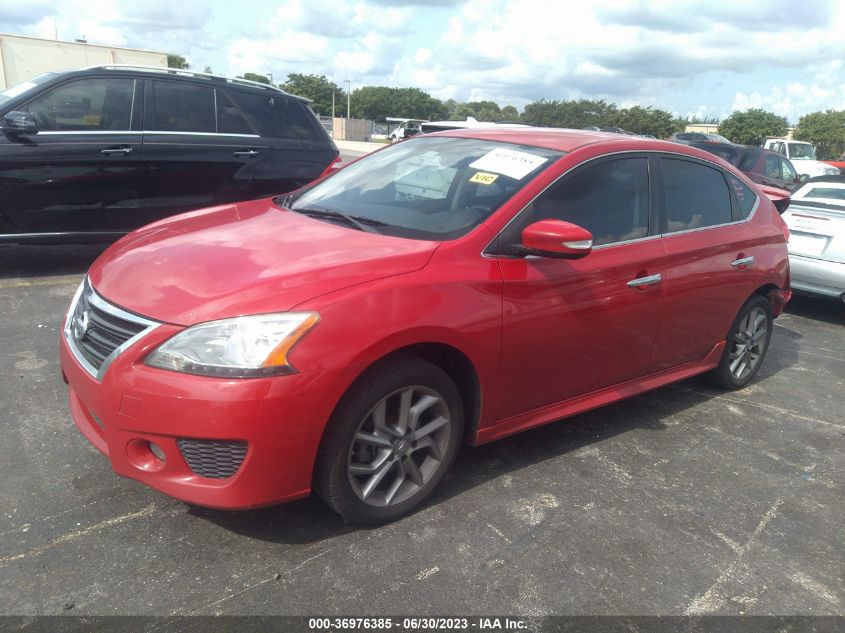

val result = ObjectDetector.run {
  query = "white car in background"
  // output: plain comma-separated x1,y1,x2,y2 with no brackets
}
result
763,139,840,179
782,176,845,302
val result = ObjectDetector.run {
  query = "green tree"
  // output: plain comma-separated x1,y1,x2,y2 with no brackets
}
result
350,86,447,122
609,105,681,138
500,105,519,121
240,72,271,85
794,109,845,160
718,108,788,146
522,99,618,129
203,66,213,74
166,54,189,69
282,73,345,117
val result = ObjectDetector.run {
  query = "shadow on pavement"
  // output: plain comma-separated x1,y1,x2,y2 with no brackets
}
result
784,293,844,326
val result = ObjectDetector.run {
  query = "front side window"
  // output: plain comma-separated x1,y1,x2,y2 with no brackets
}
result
662,158,733,233
284,136,562,240
788,143,816,160
150,81,215,133
780,159,798,186
21,78,134,131
509,157,650,247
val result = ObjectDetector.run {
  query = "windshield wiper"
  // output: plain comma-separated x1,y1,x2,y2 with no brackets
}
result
291,207,388,234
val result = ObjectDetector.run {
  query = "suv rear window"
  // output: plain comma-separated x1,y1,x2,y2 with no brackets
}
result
228,91,323,140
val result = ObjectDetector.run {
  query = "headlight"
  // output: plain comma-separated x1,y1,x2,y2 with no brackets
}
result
145,312,319,378
824,167,840,176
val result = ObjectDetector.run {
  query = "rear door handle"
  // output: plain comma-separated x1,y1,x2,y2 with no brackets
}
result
233,149,259,157
101,146,132,156
731,256,755,268
627,273,662,288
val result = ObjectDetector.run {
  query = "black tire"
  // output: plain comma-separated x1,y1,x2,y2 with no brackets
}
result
706,294,773,390
315,356,464,525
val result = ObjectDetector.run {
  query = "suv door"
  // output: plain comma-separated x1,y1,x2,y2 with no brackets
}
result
495,155,666,419
652,157,761,370
226,89,338,194
0,76,142,236
141,80,270,216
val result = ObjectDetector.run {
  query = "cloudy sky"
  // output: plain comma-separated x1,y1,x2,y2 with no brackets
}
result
2,0,844,122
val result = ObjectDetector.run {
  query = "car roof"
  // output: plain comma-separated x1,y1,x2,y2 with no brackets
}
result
426,126,716,156
43,65,310,103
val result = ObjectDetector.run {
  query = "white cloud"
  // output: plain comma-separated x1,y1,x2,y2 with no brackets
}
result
733,82,845,121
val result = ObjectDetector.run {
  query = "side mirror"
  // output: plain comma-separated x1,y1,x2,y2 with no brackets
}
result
798,174,809,184
521,219,593,258
0,111,38,136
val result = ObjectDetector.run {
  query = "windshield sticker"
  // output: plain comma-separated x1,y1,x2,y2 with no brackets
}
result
469,148,548,180
469,172,499,185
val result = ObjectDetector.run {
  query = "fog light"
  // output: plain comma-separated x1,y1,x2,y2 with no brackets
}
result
126,439,166,472
149,442,166,462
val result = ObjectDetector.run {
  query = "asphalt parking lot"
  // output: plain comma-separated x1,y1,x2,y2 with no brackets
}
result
0,244,842,617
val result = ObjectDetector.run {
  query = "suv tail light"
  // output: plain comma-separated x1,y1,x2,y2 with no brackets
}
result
320,155,343,177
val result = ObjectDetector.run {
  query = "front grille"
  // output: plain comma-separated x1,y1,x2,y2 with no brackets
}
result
177,439,248,479
65,279,159,379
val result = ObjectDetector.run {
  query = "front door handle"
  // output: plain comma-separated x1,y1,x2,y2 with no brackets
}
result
627,273,662,288
731,256,755,268
101,146,132,156
233,149,259,157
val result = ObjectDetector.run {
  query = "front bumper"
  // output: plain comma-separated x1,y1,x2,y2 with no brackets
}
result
60,324,359,509
789,254,845,300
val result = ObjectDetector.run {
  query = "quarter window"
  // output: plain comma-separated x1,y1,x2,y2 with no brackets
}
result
519,157,650,246
21,78,134,131
150,81,215,133
662,158,733,233
726,175,757,219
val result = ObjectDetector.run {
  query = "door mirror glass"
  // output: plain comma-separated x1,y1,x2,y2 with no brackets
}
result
522,220,593,258
798,173,810,184
1,110,38,135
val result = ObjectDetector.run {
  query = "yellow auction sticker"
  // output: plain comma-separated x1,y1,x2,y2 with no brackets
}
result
469,172,499,185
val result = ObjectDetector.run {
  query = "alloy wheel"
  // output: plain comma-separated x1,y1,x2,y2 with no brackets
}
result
347,386,452,507
728,307,768,381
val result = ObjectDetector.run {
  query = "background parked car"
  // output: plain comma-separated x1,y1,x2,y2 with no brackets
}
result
0,65,340,244
781,175,845,301
762,138,840,179
669,131,731,145
689,142,804,192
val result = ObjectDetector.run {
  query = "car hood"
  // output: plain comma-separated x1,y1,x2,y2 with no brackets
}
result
88,198,439,325
792,159,837,175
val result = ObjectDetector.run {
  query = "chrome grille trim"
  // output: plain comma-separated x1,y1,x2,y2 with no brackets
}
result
64,277,160,381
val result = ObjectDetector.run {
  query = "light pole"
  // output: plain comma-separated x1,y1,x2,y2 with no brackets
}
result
345,79,351,119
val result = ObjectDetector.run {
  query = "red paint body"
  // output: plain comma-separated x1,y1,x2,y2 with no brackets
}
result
60,129,791,509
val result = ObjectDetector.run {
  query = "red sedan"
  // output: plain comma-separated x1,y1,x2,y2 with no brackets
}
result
60,129,791,524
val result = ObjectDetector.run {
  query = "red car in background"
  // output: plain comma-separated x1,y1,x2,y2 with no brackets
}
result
60,130,791,524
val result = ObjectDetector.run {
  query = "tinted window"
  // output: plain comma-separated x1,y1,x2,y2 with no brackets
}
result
726,174,757,218
662,159,733,232
216,90,254,135
737,147,761,171
522,157,650,246
151,81,215,133
764,154,781,179
22,78,134,131
229,91,323,140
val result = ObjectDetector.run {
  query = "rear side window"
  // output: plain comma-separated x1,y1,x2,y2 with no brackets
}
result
524,157,650,246
726,174,757,218
662,158,733,232
764,154,780,179
228,91,323,140
216,90,254,135
150,81,215,133
22,78,134,131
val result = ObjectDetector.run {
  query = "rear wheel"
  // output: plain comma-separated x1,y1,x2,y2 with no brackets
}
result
707,295,773,390
315,357,464,524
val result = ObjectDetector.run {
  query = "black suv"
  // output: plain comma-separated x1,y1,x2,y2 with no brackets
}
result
0,66,339,243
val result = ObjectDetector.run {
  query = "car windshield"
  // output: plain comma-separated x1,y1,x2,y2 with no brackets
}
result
789,143,816,160
0,73,58,106
283,136,563,240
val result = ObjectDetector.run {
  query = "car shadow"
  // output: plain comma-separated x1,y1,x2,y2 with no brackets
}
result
189,373,755,544
784,293,844,326
0,244,109,280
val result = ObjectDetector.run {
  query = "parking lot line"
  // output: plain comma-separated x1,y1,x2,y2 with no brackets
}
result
0,275,82,289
